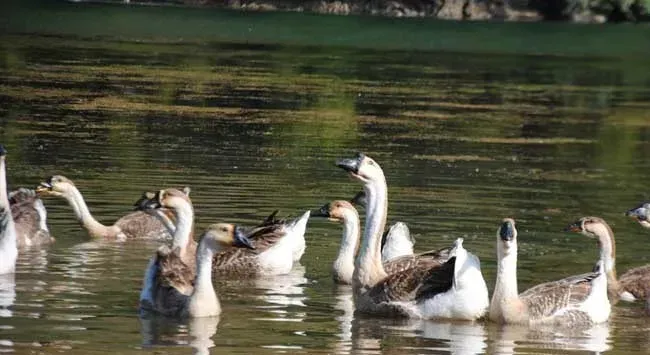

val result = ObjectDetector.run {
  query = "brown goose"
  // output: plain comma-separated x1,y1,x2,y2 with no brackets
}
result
312,199,450,285
9,188,54,248
0,145,17,274
140,222,254,318
36,175,172,240
565,216,650,312
138,188,310,277
133,187,190,235
336,153,488,320
490,218,610,326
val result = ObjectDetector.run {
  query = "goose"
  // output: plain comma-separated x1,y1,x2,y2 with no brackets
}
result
312,199,451,285
138,188,309,276
9,188,54,248
0,146,17,275
140,222,254,318
336,153,488,320
350,190,414,262
565,216,650,311
489,218,610,326
133,187,190,235
626,203,650,229
35,175,172,240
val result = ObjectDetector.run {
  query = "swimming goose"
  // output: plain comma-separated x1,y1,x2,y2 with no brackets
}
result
9,188,54,248
133,187,191,235
565,216,650,309
138,188,309,276
36,175,172,240
336,153,488,320
140,222,254,318
0,146,17,275
626,203,650,229
489,218,610,326
350,190,414,262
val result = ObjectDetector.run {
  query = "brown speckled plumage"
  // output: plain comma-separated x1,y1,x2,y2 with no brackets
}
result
142,245,195,317
9,188,53,247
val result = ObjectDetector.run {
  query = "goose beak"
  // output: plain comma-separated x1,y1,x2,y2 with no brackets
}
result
35,181,52,194
499,221,515,242
311,203,331,218
0,145,6,157
134,194,161,211
563,221,582,233
336,153,364,174
233,226,255,249
626,207,647,221
349,191,367,207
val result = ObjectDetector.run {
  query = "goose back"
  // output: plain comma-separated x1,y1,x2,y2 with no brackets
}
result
9,188,53,247
141,246,195,317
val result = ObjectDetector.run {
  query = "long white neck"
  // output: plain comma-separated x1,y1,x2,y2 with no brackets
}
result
171,201,194,258
333,209,360,284
188,241,220,317
354,176,388,291
490,244,520,317
0,157,17,275
590,224,616,277
63,186,112,237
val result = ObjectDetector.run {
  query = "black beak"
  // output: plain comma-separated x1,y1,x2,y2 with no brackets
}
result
311,203,331,218
134,192,162,211
626,206,647,221
336,152,364,174
563,220,582,232
0,145,6,157
350,191,367,207
233,226,255,249
499,221,515,242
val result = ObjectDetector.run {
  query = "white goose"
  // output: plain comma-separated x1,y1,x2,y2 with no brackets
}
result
336,153,488,320
490,218,610,326
566,216,650,312
0,146,17,275
140,221,255,318
626,203,650,229
312,199,451,286
350,190,414,262
137,188,309,276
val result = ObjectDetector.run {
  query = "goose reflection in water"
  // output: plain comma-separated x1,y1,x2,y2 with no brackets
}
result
139,314,220,355
250,265,309,322
349,316,487,355
0,274,16,319
487,322,611,354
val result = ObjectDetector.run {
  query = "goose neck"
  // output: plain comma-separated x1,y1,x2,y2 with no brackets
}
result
64,185,112,237
355,177,388,289
188,240,220,317
491,246,520,314
333,209,360,284
0,156,16,253
171,202,194,257
591,223,617,284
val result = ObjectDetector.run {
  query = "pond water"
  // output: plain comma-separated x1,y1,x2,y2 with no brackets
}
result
2,1,650,354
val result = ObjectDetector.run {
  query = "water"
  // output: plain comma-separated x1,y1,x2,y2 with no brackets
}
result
2,1,650,353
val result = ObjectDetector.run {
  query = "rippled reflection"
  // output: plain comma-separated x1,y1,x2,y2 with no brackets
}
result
252,265,308,322
487,322,611,354
139,315,220,354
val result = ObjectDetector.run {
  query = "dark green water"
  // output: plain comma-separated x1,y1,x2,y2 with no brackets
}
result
2,1,650,354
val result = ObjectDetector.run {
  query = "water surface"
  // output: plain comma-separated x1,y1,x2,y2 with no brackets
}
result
2,3,650,354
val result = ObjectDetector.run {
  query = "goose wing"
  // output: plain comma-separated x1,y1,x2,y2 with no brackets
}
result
367,256,456,304
115,211,171,239
211,214,287,275
383,246,451,275
519,270,600,321
143,245,194,317
9,188,52,247
619,265,650,300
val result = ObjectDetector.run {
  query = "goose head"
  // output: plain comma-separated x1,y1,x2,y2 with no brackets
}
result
564,216,616,263
312,200,356,223
199,223,255,251
35,175,75,197
336,153,385,185
625,203,650,229
0,145,6,159
497,218,517,256
134,187,190,211
142,188,192,211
